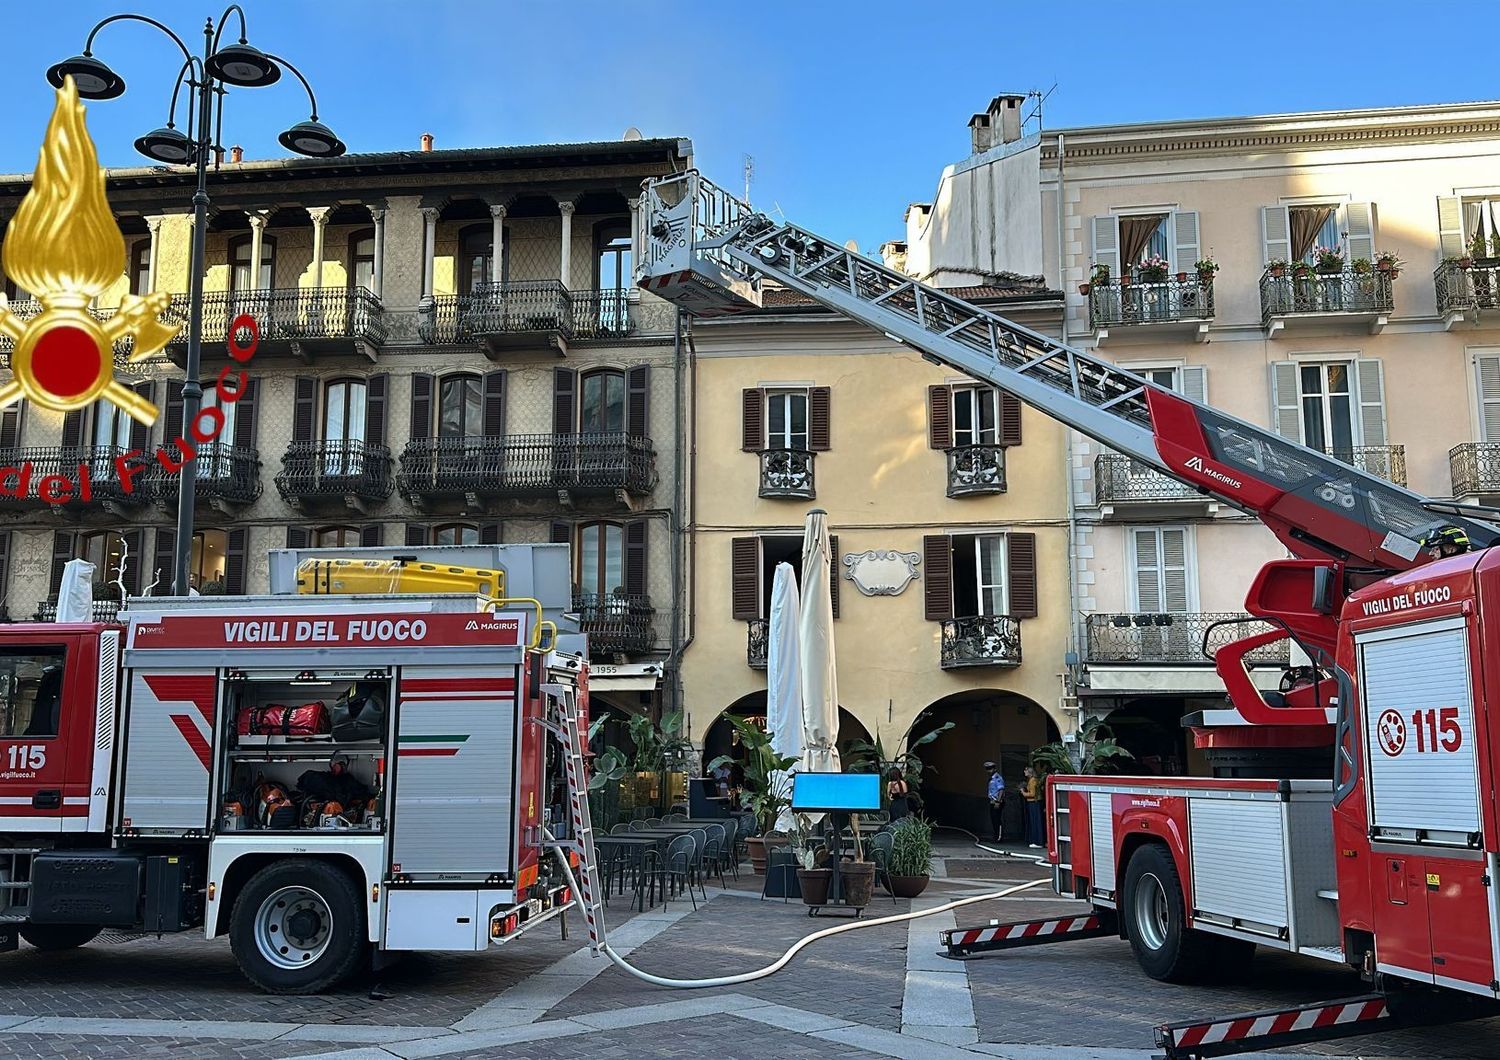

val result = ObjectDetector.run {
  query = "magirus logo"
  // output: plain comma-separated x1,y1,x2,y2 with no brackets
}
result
1183,455,1243,490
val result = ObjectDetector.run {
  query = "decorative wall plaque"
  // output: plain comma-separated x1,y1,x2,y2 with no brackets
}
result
842,550,921,597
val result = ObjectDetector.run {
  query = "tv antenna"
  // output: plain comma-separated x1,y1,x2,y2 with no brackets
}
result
743,153,754,205
1023,84,1058,136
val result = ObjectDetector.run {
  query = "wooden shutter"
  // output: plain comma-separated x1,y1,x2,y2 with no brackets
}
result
1161,528,1190,612
233,378,258,448
360,524,383,547
553,367,577,432
741,388,765,451
828,533,839,619
999,392,1022,447
1355,359,1387,447
483,371,506,436
61,409,84,449
163,382,184,444
118,529,144,595
808,386,831,451
731,537,760,620
128,382,153,452
286,527,310,548
152,529,175,595
0,402,21,449
1345,203,1375,263
410,373,434,439
1261,205,1290,265
365,374,388,448
1269,361,1302,440
1438,196,1466,260
626,365,650,438
405,524,427,546
479,522,501,544
625,519,648,597
0,531,9,608
927,385,951,449
1090,216,1119,277
1180,366,1208,406
1006,532,1037,619
50,531,74,598
292,377,317,442
922,535,952,621
224,528,248,595
1171,210,1200,274
1476,354,1500,443
1132,528,1162,611
551,521,571,544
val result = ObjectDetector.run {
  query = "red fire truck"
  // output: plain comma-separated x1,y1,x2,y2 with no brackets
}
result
634,172,1500,1055
0,544,592,994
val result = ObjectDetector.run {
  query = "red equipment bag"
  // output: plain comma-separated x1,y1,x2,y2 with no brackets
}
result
237,702,329,738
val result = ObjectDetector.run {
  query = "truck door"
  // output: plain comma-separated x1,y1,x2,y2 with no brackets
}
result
0,637,92,834
119,669,218,833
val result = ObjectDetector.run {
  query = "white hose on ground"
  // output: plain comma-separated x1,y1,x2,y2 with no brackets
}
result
542,827,1047,990
934,824,1049,865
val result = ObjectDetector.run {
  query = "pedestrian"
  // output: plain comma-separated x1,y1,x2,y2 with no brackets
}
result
887,767,911,822
985,761,1005,842
1023,766,1044,848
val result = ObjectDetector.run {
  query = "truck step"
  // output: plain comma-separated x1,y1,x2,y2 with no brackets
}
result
1296,944,1345,964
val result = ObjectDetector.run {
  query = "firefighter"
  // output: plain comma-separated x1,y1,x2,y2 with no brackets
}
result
1420,525,1473,560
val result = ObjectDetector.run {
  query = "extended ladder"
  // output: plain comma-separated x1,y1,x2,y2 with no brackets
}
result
540,679,607,955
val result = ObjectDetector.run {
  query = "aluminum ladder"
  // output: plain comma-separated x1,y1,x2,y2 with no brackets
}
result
540,680,607,955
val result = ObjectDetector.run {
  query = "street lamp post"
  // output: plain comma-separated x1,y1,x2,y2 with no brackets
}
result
47,5,344,596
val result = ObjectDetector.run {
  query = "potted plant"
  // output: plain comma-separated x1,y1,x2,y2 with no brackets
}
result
1491,233,1500,260
1313,244,1344,275
1351,257,1373,275
788,815,832,905
1470,234,1488,264
1090,263,1111,286
1375,250,1404,277
887,815,933,898
1195,256,1219,283
707,715,797,874
1030,717,1134,777
1138,254,1170,284
1267,258,1288,278
838,825,877,909
1175,271,1188,283
845,722,954,815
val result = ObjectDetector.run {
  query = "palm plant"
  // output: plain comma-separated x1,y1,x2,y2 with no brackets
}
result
706,714,798,834
1031,717,1133,776
844,722,954,808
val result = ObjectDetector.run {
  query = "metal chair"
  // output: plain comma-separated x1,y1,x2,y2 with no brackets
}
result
653,834,698,911
703,823,728,888
718,817,740,880
664,812,686,823
610,823,633,835
646,818,663,827
628,818,648,832
687,828,710,899
867,830,897,903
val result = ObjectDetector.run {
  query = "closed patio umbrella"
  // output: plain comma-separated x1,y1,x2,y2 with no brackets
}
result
766,562,803,829
799,509,841,776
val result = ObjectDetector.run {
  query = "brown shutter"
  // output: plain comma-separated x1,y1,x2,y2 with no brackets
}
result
741,388,765,451
731,537,760,620
405,524,427,546
553,367,577,433
0,531,9,609
61,409,84,449
360,523,383,547
410,373,434,439
479,522,501,544
233,378,258,448
292,377,316,442
50,531,75,599
119,529,144,595
923,535,952,620
286,527,310,548
153,529,176,594
1000,391,1023,447
129,382,153,452
483,371,506,436
1007,532,1037,619
626,365,650,438
224,528,248,594
365,374,389,448
0,402,22,449
550,521,571,544
928,386,951,449
828,533,840,618
625,519,648,597
809,386,831,451
164,382,184,444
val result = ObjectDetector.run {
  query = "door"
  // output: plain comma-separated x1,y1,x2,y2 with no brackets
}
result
0,640,82,834
120,669,218,834
1424,855,1494,992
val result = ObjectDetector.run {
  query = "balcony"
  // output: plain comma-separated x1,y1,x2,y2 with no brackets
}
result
758,449,815,500
398,434,656,508
946,444,1006,497
1094,453,1214,518
167,287,386,362
412,289,675,351
1259,267,1393,337
1088,277,1213,344
1084,613,1291,666
1435,259,1500,329
0,446,155,509
939,615,1022,669
461,281,574,358
149,443,261,509
1329,445,1406,486
571,291,677,342
33,599,122,623
275,440,392,509
0,300,157,368
575,592,656,656
747,619,768,669
1450,442,1500,500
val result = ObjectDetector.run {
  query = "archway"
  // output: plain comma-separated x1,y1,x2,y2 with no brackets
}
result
906,689,1059,838
701,694,875,776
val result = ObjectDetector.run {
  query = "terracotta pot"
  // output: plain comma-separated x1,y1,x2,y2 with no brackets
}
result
796,867,833,905
1175,272,1188,283
1078,283,1091,296
840,861,877,908
1198,270,1215,284
889,874,930,899
1459,257,1474,269
1269,266,1285,277
746,836,768,874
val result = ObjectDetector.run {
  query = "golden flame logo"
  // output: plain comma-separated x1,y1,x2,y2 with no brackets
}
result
0,77,180,425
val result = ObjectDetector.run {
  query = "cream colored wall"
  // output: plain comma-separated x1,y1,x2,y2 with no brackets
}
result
1088,521,1283,615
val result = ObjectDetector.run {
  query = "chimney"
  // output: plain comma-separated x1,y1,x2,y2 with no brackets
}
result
229,145,243,164
212,145,225,166
420,132,434,153
968,112,994,155
989,94,1026,145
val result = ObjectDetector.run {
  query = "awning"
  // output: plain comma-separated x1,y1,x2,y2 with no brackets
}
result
589,662,663,691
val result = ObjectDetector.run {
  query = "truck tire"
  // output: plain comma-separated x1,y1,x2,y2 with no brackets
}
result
229,859,365,995
1122,843,1252,983
18,924,102,951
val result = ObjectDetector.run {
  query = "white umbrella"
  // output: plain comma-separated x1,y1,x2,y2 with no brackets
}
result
56,559,97,623
766,562,803,830
799,509,841,775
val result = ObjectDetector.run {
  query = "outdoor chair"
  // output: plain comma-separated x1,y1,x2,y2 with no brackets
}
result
652,834,698,911
665,812,686,823
687,828,710,899
610,823,633,835
703,823,728,888
867,830,898,903
628,819,648,832
718,817,740,880
646,818,663,827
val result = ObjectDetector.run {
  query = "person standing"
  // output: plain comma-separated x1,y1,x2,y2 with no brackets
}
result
1023,766,1044,848
887,768,911,822
985,761,1005,842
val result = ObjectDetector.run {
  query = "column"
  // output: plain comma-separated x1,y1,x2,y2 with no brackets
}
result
558,199,576,289
368,204,386,300
145,215,165,292
306,206,331,290
419,206,440,300
489,203,507,286
246,212,267,291
628,196,642,265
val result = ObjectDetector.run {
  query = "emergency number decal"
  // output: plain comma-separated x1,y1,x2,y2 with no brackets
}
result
1375,707,1462,757
129,611,523,650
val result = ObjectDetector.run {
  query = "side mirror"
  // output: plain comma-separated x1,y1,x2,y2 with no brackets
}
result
1311,565,1337,615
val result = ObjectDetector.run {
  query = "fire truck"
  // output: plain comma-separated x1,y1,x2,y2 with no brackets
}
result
0,542,597,995
634,172,1500,1054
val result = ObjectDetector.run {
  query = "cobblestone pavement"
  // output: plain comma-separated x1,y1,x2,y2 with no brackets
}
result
2,843,1499,1058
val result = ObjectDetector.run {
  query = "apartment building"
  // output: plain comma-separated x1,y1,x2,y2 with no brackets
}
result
894,94,1500,773
679,279,1068,827
0,134,690,715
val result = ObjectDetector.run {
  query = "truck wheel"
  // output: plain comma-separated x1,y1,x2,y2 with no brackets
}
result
229,859,365,995
1123,843,1249,982
18,924,102,951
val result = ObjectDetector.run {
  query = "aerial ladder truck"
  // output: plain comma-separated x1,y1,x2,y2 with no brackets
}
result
635,171,1500,1057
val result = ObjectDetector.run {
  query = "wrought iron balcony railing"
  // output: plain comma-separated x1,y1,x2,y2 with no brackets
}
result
1435,259,1500,315
1450,442,1500,497
1094,453,1203,504
0,300,164,367
1259,268,1393,326
413,289,676,346
149,443,261,505
758,448,815,499
172,286,386,349
33,599,123,623
398,434,656,498
464,280,575,339
940,615,1022,669
1088,277,1214,329
574,592,656,656
275,440,392,502
1325,446,1406,486
946,444,1006,497
1084,612,1291,665
0,445,155,505
747,618,768,670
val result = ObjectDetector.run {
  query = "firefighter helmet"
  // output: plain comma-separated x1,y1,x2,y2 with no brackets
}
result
1420,525,1471,553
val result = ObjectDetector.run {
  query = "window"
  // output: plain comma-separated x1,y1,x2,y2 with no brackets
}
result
198,382,237,479
89,401,132,478
323,379,367,444
315,526,360,547
78,531,126,600
432,523,479,546
766,389,808,450
596,221,632,294
0,646,68,739
459,224,495,295
229,232,275,292
438,375,482,438
1290,205,1341,265
348,228,375,292
190,529,228,592
1129,527,1193,612
758,535,803,619
580,369,625,433
950,534,1008,618
578,521,624,597
952,386,998,447
1299,362,1356,456
128,239,151,296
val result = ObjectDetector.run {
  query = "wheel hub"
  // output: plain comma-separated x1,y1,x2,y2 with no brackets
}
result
254,885,333,969
1134,871,1170,951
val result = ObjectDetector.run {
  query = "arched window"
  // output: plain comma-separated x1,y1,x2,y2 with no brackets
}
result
128,239,152,296
190,529,229,592
315,526,360,547
229,232,276,291
432,523,479,546
579,369,625,433
323,379,367,444
347,227,375,292
578,520,624,597
595,220,632,293
459,224,494,295
438,374,482,438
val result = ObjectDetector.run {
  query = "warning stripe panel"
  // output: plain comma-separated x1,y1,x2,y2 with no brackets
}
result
1168,999,1387,1048
950,915,1100,947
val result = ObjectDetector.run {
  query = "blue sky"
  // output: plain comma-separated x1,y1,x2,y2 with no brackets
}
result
1,1,1493,252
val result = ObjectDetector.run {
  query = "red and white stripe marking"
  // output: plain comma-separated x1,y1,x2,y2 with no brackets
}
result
948,914,1101,948
1168,998,1388,1049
